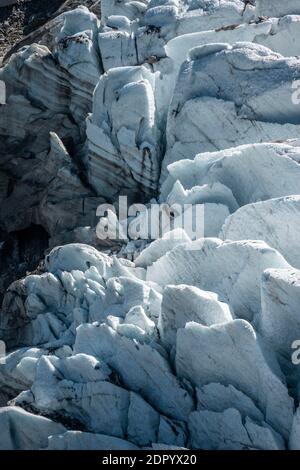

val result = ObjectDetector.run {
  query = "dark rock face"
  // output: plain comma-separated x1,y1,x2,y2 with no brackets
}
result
0,225,48,304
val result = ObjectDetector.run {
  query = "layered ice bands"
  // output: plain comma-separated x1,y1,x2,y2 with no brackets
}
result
1,0,300,452
87,66,162,200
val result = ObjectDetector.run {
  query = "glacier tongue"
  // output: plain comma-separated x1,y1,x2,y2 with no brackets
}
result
2,0,300,452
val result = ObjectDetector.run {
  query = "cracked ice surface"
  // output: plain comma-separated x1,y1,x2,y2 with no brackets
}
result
2,0,300,451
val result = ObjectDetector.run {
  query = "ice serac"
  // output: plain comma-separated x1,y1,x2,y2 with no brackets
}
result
99,0,254,70
256,0,300,18
0,5,103,270
188,408,285,450
2,0,300,452
135,229,191,268
147,238,290,321
254,16,300,57
13,351,187,448
0,407,66,450
159,284,232,352
45,243,112,275
221,196,300,269
47,431,139,450
74,323,194,422
19,354,133,439
1,132,104,238
290,407,300,450
55,6,101,123
87,66,161,200
161,142,300,207
176,320,294,440
259,269,300,375
162,180,235,236
0,243,162,349
166,17,300,66
196,383,264,423
161,42,300,180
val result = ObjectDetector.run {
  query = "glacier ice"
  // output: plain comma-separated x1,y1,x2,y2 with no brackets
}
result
147,238,290,321
159,284,232,352
258,268,300,389
256,1,300,18
188,408,285,450
161,142,300,206
176,320,294,439
87,65,161,199
1,0,300,452
0,406,66,450
161,42,300,179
